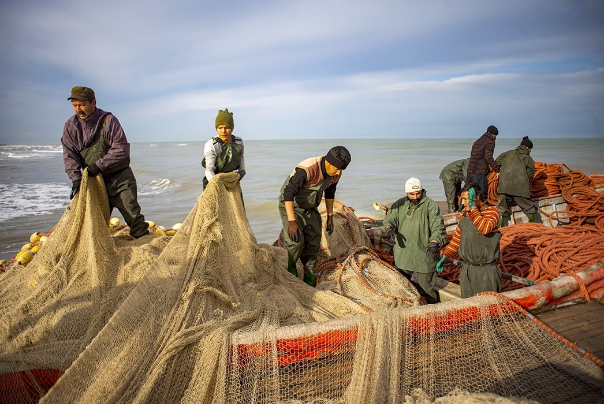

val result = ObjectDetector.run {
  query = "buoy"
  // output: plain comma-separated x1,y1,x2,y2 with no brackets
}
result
172,223,182,231
31,245,42,253
17,251,34,265
165,230,176,236
109,217,121,226
0,259,7,266
39,235,49,244
20,243,33,251
30,232,41,243
146,220,156,229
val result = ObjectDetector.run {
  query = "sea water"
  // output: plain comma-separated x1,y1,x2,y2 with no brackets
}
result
1,138,603,259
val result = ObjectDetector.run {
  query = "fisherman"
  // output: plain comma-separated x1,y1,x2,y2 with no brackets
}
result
61,86,149,238
466,125,500,200
439,158,469,213
202,108,246,190
439,182,501,298
495,136,536,227
381,177,446,304
279,146,351,286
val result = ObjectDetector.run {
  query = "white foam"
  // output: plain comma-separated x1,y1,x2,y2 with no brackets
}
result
138,178,180,196
0,183,69,222
0,145,62,160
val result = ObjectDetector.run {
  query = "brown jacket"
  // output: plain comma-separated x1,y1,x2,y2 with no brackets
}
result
467,132,499,174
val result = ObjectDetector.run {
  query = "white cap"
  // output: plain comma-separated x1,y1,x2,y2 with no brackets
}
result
405,177,422,193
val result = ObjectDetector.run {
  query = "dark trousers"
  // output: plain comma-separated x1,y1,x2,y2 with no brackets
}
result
105,167,148,238
466,173,488,200
398,268,439,304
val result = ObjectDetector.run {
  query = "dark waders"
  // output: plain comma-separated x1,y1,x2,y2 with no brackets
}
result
458,216,502,298
279,174,332,286
202,139,242,190
80,121,148,238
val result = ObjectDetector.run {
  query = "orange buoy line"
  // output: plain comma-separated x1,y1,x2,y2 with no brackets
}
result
440,162,604,297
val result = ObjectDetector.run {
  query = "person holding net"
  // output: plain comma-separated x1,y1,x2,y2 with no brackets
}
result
381,177,446,304
278,146,351,286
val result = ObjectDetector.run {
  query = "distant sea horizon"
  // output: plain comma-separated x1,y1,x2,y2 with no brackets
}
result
1,137,603,259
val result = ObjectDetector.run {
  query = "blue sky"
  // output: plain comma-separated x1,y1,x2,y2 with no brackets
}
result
0,0,603,144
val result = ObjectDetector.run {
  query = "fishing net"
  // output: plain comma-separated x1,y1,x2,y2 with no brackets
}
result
0,172,602,403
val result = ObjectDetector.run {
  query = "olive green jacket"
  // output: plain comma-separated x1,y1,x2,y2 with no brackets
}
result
439,158,469,184
496,145,535,198
383,192,446,273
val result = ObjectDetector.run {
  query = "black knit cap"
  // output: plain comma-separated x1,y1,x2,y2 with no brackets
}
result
487,125,498,136
325,146,351,170
520,136,533,149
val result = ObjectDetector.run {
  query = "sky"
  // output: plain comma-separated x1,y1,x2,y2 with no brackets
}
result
0,0,603,144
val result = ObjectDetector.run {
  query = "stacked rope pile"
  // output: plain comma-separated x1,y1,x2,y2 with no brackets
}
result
437,223,604,295
486,162,598,207
531,162,564,197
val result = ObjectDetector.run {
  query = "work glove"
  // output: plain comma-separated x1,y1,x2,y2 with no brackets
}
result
436,256,447,273
87,163,101,177
288,220,301,242
371,226,386,240
426,241,441,261
468,187,477,210
326,215,334,235
237,169,246,181
70,179,81,200
384,225,394,238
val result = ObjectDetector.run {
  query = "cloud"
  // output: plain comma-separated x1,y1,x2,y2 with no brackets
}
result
0,0,603,143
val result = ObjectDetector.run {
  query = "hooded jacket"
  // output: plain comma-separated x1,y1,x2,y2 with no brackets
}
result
383,192,446,274
496,145,535,198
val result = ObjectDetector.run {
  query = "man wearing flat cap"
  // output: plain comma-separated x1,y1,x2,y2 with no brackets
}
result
495,136,536,227
381,177,446,303
61,86,148,238
279,146,351,286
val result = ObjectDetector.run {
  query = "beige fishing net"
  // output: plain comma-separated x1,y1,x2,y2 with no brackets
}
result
0,172,602,403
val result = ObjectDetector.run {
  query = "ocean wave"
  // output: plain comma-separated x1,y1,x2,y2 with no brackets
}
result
0,145,63,160
138,178,181,196
0,183,69,222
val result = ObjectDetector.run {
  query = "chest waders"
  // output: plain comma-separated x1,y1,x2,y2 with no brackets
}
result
202,139,242,190
79,117,148,238
458,216,502,298
279,175,332,286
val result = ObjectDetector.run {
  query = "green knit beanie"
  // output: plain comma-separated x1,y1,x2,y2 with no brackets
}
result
215,108,234,129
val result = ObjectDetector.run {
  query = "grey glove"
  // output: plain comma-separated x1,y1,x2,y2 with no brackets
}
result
373,225,394,240
87,163,101,176
326,215,334,235
426,241,441,261
70,179,81,200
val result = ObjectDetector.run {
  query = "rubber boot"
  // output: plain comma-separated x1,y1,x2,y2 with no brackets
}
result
287,258,298,276
303,271,316,287
528,214,536,223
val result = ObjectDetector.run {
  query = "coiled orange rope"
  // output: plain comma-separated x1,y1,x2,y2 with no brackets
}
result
438,224,604,293
486,162,598,208
440,162,604,294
